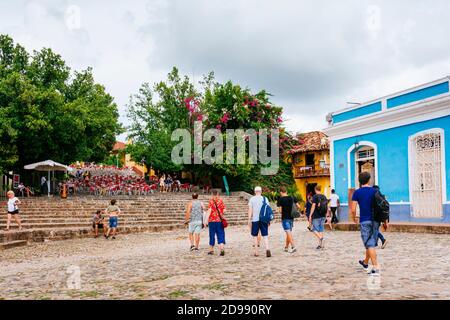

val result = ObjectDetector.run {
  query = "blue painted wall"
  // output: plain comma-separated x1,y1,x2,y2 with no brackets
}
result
333,102,382,124
337,204,450,223
333,115,450,222
387,82,449,109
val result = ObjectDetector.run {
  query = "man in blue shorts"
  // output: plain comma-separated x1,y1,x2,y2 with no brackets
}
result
351,172,380,275
248,186,271,258
309,185,328,250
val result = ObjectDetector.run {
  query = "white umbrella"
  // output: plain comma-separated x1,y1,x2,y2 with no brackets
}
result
24,160,73,197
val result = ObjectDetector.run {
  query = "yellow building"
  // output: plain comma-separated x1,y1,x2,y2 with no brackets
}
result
112,141,154,177
290,131,331,201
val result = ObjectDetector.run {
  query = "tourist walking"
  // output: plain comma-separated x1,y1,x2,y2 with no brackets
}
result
351,172,381,275
206,190,226,256
309,185,328,249
277,186,300,253
185,193,205,251
248,186,272,257
329,189,340,223
105,199,121,239
6,191,22,231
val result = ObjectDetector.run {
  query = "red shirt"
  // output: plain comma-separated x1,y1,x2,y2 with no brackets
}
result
208,198,225,223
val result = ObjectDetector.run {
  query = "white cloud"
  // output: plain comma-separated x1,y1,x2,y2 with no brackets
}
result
1,0,449,138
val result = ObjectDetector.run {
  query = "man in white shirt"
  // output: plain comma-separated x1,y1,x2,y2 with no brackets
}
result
41,176,47,195
248,186,271,258
329,189,340,223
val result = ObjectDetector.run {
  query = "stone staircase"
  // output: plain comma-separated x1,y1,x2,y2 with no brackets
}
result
0,193,275,248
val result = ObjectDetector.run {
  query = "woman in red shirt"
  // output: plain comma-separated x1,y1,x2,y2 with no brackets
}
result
206,190,226,256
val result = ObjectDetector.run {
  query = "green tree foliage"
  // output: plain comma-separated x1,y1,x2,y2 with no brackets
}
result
0,34,122,172
128,67,300,195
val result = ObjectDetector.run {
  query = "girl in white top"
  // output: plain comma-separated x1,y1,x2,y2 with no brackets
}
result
6,190,22,231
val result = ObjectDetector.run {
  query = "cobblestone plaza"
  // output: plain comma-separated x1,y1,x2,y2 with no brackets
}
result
1,222,449,300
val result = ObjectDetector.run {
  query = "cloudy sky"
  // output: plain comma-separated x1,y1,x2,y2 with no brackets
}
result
1,0,449,138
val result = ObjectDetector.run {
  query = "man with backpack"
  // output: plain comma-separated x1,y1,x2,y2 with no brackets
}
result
277,186,301,253
309,185,328,250
351,172,383,275
248,186,273,258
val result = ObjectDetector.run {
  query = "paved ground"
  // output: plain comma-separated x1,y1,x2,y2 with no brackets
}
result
0,222,449,300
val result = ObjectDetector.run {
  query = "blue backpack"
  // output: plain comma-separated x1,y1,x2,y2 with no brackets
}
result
259,197,274,223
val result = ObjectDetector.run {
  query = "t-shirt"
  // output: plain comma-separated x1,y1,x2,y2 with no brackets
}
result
190,200,204,223
312,194,328,219
106,205,121,217
277,196,298,220
208,198,225,223
7,197,19,212
352,187,376,223
329,194,340,207
93,214,103,224
248,195,265,222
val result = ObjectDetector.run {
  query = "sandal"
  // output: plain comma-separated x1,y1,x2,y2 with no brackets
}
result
207,251,214,255
190,245,195,251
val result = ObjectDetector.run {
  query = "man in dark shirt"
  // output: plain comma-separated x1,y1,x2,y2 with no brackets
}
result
277,186,300,253
351,171,380,275
309,185,328,250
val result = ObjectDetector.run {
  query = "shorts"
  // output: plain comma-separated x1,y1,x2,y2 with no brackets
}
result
109,217,118,228
312,217,326,233
7,210,19,215
360,221,380,249
189,222,203,234
208,222,225,246
92,223,104,229
251,221,269,237
282,219,294,232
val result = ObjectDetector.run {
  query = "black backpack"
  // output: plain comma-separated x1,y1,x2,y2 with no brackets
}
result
317,195,328,216
373,190,390,223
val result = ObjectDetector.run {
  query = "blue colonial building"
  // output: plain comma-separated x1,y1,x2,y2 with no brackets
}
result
324,77,450,223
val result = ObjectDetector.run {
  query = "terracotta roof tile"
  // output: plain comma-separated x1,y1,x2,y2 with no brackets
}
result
113,141,126,151
289,131,329,154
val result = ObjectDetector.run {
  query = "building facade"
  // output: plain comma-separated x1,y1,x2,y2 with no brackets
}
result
290,131,331,201
324,77,450,223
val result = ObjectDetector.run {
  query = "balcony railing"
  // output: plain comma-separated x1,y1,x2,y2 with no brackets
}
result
294,165,330,178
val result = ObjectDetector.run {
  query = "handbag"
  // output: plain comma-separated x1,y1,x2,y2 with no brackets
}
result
214,200,228,228
290,196,301,219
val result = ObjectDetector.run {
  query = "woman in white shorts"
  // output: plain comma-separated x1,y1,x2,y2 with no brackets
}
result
6,191,22,231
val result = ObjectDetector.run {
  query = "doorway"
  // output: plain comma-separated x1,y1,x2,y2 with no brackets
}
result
409,131,443,218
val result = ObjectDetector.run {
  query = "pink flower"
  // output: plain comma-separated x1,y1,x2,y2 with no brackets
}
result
220,113,230,124
197,114,204,121
277,117,283,123
216,125,222,130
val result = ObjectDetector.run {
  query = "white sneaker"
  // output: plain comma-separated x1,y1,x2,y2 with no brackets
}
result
289,247,297,253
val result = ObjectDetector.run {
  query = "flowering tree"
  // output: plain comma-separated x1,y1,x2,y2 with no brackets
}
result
127,67,300,196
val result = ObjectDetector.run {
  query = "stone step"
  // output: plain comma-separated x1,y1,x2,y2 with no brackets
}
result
0,215,249,221
0,240,28,250
0,221,252,243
